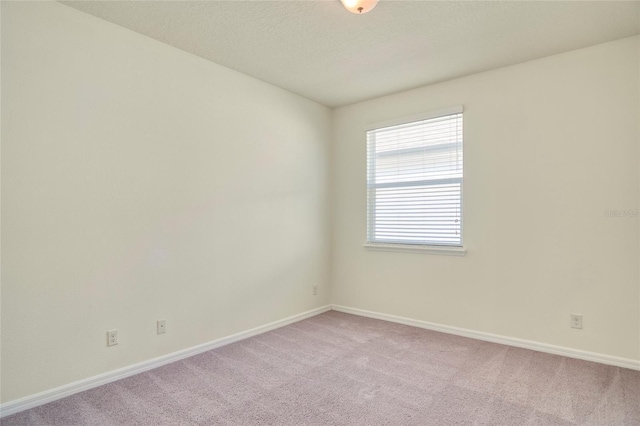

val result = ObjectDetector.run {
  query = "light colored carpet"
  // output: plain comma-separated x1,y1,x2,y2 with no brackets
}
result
2,311,639,425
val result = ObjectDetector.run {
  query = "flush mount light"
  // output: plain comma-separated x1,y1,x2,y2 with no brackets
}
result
340,0,379,14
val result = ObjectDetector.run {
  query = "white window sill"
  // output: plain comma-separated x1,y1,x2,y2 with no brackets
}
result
363,243,466,256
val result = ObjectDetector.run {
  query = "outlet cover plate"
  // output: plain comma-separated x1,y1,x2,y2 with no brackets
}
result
107,329,118,346
570,313,583,329
157,319,166,334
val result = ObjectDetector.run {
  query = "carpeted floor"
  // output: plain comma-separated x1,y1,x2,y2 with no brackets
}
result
2,311,639,425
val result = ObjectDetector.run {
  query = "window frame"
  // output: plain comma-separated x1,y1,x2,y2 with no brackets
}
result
363,106,466,256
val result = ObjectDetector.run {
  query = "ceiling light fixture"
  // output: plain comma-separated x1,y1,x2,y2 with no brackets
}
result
340,0,379,14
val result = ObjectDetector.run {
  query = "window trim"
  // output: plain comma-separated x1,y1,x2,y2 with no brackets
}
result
363,243,467,256
365,105,465,253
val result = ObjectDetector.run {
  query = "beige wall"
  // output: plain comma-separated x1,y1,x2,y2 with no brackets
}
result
1,2,331,403
331,36,640,361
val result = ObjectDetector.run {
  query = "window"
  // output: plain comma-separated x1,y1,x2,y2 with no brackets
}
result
366,106,463,250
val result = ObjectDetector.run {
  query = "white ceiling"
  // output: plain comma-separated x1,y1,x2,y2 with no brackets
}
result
60,0,640,108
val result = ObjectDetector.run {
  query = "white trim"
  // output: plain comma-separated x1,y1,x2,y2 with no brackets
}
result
0,305,331,418
331,304,640,371
365,105,463,131
363,243,466,256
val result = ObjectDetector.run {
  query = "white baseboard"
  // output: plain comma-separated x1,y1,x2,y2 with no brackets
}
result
331,304,640,371
0,305,331,418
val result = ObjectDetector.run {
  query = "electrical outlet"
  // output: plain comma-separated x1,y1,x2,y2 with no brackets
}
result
312,285,318,296
570,313,583,329
107,329,118,346
157,319,166,334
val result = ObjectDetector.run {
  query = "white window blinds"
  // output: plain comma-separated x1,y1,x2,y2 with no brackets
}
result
366,107,463,247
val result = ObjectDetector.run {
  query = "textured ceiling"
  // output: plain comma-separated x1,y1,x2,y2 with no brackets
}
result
60,1,640,107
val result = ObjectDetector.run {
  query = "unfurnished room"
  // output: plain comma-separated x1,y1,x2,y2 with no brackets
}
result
1,0,639,425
